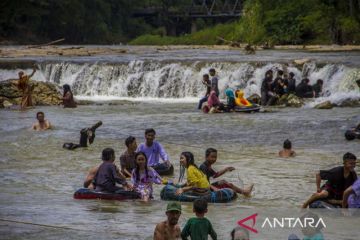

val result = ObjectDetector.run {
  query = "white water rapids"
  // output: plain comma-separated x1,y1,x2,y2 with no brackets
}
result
1,60,359,105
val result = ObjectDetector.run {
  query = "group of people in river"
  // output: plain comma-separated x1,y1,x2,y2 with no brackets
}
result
14,68,77,110
16,66,359,239
261,69,323,106
198,68,255,113
82,128,254,202
197,68,326,113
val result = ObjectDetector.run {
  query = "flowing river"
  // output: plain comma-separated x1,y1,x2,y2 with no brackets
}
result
0,47,360,239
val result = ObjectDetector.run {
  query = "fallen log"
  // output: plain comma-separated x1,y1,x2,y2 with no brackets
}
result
27,38,65,48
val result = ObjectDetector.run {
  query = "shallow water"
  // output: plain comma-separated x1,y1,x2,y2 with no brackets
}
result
0,103,359,239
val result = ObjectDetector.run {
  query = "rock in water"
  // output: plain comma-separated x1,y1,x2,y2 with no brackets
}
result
314,101,334,109
2,100,13,108
0,79,62,106
278,94,304,107
294,58,310,65
338,98,360,107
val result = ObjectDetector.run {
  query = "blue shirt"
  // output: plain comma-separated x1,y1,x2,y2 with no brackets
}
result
136,141,169,166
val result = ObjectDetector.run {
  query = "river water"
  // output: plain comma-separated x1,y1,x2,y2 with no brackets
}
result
0,47,360,239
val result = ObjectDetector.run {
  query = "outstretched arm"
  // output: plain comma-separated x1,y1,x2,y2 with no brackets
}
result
29,67,36,78
213,166,234,178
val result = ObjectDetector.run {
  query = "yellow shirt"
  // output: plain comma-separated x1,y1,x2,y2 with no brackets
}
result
186,165,210,189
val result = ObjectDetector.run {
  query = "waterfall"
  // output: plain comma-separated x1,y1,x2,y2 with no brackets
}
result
1,60,359,103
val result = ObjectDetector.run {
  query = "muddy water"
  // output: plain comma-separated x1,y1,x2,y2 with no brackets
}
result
0,103,359,239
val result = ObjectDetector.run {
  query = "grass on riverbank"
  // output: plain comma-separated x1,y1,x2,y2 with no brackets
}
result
130,23,237,45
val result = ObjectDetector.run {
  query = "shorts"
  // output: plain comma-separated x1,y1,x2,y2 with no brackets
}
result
320,183,343,200
211,180,232,189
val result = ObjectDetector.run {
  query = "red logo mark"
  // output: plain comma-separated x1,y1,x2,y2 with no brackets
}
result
237,213,258,233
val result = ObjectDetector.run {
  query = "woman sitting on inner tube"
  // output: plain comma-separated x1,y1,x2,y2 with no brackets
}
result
235,90,252,107
225,88,236,111
175,152,210,195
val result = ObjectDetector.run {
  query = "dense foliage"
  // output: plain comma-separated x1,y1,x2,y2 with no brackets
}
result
1,0,359,45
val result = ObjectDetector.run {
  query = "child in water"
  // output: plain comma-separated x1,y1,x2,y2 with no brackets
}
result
175,151,210,195
181,198,217,240
131,151,163,201
279,139,296,157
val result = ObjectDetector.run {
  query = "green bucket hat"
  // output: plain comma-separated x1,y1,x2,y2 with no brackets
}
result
166,202,181,213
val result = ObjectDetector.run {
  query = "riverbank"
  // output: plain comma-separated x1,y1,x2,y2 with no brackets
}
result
1,45,360,59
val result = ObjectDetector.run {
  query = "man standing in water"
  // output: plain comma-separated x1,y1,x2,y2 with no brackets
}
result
198,74,211,110
137,128,171,168
154,202,182,240
260,70,274,105
209,68,219,97
32,112,52,131
16,67,36,109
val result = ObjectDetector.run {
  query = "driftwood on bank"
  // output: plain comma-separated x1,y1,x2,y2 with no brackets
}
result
27,38,65,48
216,36,241,47
216,36,256,54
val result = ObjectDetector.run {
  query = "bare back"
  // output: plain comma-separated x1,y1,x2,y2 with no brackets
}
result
279,149,296,158
32,120,52,131
154,221,181,240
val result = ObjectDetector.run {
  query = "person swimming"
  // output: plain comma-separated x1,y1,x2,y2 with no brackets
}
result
279,139,296,157
32,112,52,131
63,121,102,150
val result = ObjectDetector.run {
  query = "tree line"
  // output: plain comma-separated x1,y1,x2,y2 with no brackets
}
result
0,0,359,45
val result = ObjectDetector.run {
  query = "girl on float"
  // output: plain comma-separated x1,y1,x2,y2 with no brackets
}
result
131,151,163,201
175,151,210,195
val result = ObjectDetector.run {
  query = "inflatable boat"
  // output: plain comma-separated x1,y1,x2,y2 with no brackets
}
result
153,163,174,176
234,105,261,113
73,188,141,201
309,200,339,209
160,184,237,203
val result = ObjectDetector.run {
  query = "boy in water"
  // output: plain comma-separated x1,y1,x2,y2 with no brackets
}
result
154,202,182,240
181,198,217,240
32,112,52,131
302,152,357,208
119,136,137,177
199,148,253,196
93,148,131,192
279,139,296,157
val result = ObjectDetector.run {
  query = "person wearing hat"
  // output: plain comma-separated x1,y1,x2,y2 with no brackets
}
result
154,202,182,240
